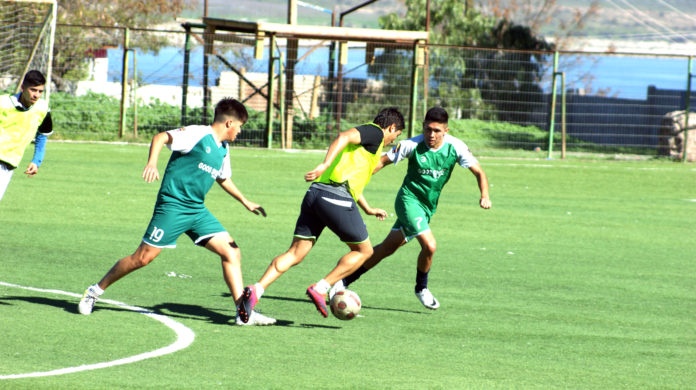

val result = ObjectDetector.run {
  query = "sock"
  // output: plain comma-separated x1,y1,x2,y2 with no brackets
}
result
313,279,331,294
90,284,104,296
415,270,429,293
254,283,265,298
343,266,369,287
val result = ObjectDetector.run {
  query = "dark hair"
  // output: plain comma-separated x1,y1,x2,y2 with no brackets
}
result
373,107,405,131
214,98,248,124
22,70,46,88
424,107,448,124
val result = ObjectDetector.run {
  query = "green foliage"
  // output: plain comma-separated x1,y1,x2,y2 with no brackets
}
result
52,1,193,89
372,0,555,125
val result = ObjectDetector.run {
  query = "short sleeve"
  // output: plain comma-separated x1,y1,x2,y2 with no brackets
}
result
355,124,384,154
447,135,478,168
386,135,421,165
218,144,232,180
167,126,210,153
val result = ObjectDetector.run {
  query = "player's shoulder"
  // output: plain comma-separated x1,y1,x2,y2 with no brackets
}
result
443,134,471,152
404,134,424,146
0,94,14,108
176,124,211,133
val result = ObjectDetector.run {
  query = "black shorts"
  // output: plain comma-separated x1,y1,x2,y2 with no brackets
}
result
293,183,368,243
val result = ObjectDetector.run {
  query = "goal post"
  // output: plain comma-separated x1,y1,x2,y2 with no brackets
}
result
0,0,57,101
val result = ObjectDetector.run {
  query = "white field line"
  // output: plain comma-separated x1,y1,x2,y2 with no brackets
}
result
0,281,195,380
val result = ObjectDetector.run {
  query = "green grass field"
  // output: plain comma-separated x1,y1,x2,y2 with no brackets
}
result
1,142,694,389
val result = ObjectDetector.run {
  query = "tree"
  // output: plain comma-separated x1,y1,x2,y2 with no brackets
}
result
52,0,193,91
369,0,597,124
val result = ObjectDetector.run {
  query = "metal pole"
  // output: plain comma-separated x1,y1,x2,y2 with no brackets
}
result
203,44,210,124
133,49,138,137
547,51,559,159
279,52,286,149
266,35,277,148
683,56,693,163
409,43,424,138
561,72,566,159
118,27,129,138
181,24,192,126
423,0,430,115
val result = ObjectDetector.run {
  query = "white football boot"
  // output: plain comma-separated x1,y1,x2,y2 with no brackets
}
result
78,285,103,315
328,279,346,301
415,288,440,310
235,310,277,326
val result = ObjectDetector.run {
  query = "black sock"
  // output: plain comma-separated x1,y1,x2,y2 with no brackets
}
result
415,270,429,293
344,266,369,287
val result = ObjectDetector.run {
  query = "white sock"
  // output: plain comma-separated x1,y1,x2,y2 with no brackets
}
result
254,283,265,298
90,284,104,296
314,279,330,294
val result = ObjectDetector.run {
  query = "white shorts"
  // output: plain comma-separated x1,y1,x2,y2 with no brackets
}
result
0,161,15,200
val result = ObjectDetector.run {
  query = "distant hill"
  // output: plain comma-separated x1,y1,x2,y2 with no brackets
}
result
182,0,696,44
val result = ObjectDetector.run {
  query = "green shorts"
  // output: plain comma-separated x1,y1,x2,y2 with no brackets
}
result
142,203,226,248
392,195,433,242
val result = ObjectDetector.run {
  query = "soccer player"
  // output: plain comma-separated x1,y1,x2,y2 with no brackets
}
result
0,70,53,201
78,98,274,326
331,107,491,310
237,107,405,322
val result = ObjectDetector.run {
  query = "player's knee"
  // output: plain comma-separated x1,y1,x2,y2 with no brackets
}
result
359,245,374,260
221,242,241,265
422,241,436,256
132,252,156,268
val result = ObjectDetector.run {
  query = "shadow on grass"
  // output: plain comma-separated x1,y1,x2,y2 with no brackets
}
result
0,295,78,313
1,293,424,330
262,294,425,315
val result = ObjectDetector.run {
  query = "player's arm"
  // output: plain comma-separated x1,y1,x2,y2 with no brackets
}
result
468,163,491,209
142,131,172,183
25,113,53,177
216,178,266,217
372,154,393,175
357,193,387,221
304,128,361,181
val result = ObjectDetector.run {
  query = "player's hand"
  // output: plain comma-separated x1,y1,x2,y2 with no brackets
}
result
247,202,267,217
24,163,39,177
304,163,328,182
142,164,160,183
480,197,491,209
369,208,388,221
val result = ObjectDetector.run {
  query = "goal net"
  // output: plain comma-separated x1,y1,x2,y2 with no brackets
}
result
0,0,56,99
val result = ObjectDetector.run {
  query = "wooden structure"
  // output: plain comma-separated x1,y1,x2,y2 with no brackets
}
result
201,17,428,148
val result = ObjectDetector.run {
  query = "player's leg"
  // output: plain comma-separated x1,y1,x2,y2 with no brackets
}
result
99,242,162,289
237,237,314,323
414,230,440,309
260,237,315,288
308,192,372,317
341,229,406,290
200,232,277,326
200,232,242,301
78,204,182,315
0,162,15,201
78,242,161,315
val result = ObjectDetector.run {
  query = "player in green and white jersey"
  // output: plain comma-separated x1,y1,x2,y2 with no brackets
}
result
333,107,491,310
78,98,274,325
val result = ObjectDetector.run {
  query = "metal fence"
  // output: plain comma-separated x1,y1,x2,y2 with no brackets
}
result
34,24,696,158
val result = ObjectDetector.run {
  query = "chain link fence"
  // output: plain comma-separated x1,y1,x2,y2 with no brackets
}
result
41,24,695,159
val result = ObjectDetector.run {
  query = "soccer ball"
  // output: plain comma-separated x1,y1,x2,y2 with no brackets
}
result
330,289,361,320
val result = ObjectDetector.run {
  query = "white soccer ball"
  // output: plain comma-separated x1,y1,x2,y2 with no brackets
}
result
330,289,361,320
